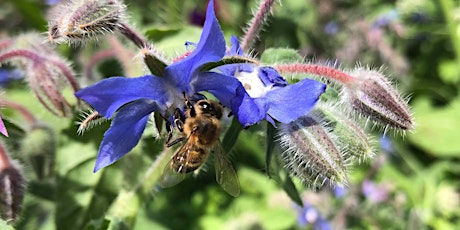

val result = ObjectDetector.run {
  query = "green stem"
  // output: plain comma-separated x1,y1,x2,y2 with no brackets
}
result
136,148,174,197
106,148,173,228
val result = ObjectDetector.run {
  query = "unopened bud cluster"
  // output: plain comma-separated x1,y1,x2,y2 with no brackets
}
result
20,126,56,181
276,63,412,189
278,102,376,189
48,0,127,44
276,64,414,131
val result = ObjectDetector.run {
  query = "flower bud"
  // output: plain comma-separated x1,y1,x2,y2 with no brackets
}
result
0,33,80,117
278,114,348,189
0,143,24,221
20,125,56,181
342,69,413,130
314,102,375,163
28,61,74,116
48,0,126,44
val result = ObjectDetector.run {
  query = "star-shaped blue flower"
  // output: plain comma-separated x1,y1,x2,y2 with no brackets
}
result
76,0,245,172
218,36,327,126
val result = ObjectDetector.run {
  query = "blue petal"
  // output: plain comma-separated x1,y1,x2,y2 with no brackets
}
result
237,94,269,127
229,35,243,55
218,63,254,77
194,72,267,126
93,99,156,172
193,72,242,106
258,67,288,87
165,0,225,92
265,78,326,123
75,76,169,118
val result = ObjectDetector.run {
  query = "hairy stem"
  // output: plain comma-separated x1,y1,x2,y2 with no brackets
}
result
241,0,277,52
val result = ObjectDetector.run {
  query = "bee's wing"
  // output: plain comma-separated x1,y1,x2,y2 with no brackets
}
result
159,137,192,188
214,141,240,197
159,160,186,188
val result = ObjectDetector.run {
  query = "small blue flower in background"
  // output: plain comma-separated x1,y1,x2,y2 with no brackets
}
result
371,9,399,29
76,0,246,172
333,186,347,198
45,0,61,5
219,36,327,126
0,68,23,88
362,179,389,204
324,21,339,35
295,202,332,230
379,135,394,154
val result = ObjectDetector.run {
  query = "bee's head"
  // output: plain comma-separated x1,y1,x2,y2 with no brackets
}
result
194,100,223,119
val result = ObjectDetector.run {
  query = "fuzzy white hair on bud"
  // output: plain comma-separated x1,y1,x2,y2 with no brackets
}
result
315,102,376,164
47,0,127,44
76,110,107,135
278,113,349,189
341,67,414,133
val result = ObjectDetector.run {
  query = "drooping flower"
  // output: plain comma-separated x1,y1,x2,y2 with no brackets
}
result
218,36,327,127
76,0,246,172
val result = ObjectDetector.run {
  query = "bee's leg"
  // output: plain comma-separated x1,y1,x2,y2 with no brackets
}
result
174,108,184,132
166,136,186,148
165,121,173,144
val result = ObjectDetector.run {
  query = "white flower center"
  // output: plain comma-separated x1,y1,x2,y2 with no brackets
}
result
235,68,273,98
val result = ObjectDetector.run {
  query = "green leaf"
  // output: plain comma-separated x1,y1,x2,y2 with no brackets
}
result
222,118,243,153
144,27,182,42
143,52,167,77
0,219,14,230
409,96,460,157
55,142,110,230
260,48,303,64
438,59,460,84
280,174,303,207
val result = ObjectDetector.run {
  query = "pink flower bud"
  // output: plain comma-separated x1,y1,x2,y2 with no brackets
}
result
0,143,24,222
342,69,414,130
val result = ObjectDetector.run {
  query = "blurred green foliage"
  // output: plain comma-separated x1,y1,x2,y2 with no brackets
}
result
1,0,460,229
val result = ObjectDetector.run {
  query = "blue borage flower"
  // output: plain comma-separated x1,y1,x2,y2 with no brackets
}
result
219,36,327,126
76,0,326,172
76,0,247,172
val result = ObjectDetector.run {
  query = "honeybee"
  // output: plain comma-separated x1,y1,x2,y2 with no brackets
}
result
160,99,240,197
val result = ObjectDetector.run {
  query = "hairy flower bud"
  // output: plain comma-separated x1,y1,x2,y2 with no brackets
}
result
0,143,24,222
0,33,80,116
48,0,126,44
278,114,348,189
28,61,74,116
315,102,375,163
342,69,414,130
20,126,56,181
